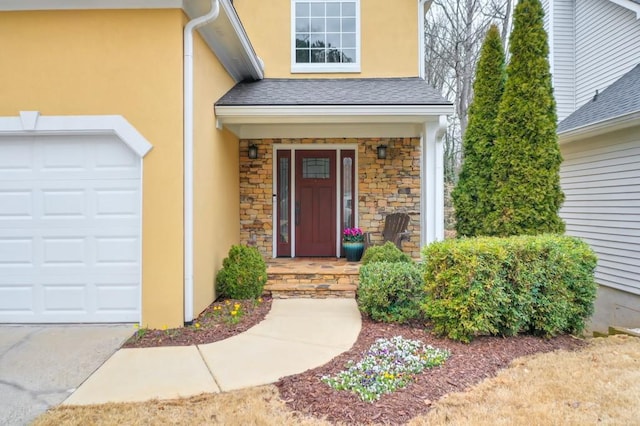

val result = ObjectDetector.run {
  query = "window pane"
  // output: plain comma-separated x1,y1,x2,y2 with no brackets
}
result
326,33,340,48
296,18,309,32
342,17,356,32
342,33,356,48
310,17,325,32
327,17,340,32
296,2,310,17
326,2,341,16
310,2,325,16
343,157,353,229
310,33,325,47
296,49,310,62
296,33,310,48
303,158,331,179
342,2,356,16
327,49,342,62
342,49,356,63
311,49,326,62
279,157,290,244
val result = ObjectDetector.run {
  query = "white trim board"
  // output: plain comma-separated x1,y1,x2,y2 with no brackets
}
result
0,111,153,157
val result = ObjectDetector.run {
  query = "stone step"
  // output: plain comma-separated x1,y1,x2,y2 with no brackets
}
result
265,259,360,299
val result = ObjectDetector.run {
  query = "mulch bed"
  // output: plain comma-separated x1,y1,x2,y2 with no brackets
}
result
122,296,273,348
277,317,586,425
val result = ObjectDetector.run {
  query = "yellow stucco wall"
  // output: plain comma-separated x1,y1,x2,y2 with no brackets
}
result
233,0,419,78
0,10,185,328
192,30,240,317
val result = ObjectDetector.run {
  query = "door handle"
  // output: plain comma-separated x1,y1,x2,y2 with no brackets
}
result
295,201,300,226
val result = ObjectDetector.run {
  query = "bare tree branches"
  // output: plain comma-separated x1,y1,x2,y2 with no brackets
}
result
424,0,515,183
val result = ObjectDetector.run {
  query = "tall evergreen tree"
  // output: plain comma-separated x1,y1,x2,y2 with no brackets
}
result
486,0,565,236
452,25,505,237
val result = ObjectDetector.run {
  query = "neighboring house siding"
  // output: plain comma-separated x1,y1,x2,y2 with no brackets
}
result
560,128,640,297
574,0,640,109
546,0,576,121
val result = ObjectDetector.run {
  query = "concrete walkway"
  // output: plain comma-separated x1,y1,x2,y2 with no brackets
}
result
64,298,362,405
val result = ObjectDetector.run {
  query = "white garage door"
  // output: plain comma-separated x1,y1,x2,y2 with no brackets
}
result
0,134,142,323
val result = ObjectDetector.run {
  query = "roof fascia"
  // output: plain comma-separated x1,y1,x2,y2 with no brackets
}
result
559,110,640,144
184,0,263,81
607,0,640,18
215,105,455,124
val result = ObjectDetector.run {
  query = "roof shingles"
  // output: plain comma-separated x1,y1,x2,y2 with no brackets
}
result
558,64,640,133
216,78,451,106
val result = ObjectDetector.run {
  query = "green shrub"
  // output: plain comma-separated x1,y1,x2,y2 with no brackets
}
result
357,262,425,323
422,235,597,342
216,245,267,299
361,242,412,265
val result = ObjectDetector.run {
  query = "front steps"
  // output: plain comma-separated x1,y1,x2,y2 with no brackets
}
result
265,258,360,298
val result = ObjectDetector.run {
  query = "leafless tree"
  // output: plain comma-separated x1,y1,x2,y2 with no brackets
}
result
423,0,515,183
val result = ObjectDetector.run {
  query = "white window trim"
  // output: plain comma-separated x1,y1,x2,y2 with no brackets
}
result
290,0,361,74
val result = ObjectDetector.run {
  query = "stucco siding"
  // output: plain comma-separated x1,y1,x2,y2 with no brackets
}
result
232,0,418,78
574,0,640,109
560,127,640,296
192,29,240,318
0,9,186,328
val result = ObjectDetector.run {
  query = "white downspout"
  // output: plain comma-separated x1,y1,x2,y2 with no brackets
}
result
184,0,220,323
418,0,428,79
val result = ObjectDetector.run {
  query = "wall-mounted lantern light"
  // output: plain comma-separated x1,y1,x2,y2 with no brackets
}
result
248,144,258,159
376,145,387,160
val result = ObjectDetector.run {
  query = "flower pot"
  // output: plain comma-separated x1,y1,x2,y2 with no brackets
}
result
343,241,365,262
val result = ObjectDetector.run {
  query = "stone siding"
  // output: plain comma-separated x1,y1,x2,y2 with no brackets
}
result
239,138,422,259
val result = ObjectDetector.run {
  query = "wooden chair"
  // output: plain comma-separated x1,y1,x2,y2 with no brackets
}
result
365,213,411,249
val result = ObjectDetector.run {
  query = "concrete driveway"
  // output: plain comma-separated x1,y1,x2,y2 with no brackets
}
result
0,325,133,426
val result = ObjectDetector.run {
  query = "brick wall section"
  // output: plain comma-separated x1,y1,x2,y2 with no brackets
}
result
239,137,422,259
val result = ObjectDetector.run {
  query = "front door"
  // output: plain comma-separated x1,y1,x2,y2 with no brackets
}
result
295,150,336,256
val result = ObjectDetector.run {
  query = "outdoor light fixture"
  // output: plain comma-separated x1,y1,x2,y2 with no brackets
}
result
376,145,387,160
248,144,258,159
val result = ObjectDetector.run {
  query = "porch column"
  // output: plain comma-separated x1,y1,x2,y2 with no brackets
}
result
421,115,448,246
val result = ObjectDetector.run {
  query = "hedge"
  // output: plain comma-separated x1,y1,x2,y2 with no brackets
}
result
357,262,424,324
422,234,597,342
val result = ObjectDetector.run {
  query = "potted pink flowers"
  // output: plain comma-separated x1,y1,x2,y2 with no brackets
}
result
343,227,365,261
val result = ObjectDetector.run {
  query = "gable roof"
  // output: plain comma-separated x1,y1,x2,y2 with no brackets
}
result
558,64,640,134
216,78,450,106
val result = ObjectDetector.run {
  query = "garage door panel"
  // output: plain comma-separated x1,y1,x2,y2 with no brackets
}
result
0,135,142,323
95,237,139,265
0,285,33,312
0,190,32,218
0,237,33,266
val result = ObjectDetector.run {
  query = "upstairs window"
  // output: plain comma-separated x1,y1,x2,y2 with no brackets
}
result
292,0,360,73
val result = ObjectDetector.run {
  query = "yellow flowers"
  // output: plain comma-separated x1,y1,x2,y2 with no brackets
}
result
383,372,395,380
231,310,238,316
195,322,201,329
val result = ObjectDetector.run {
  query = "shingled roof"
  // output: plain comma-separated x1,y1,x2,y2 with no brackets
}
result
216,78,451,106
558,64,640,133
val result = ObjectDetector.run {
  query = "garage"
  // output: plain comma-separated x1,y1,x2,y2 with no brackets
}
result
0,129,144,323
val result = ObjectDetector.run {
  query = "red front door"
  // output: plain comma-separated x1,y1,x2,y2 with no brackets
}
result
295,150,336,257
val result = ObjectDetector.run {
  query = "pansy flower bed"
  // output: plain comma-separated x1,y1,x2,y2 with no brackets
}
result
321,336,450,402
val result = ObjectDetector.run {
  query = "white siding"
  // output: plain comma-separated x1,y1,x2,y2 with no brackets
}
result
551,0,576,121
575,0,640,109
560,127,640,296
